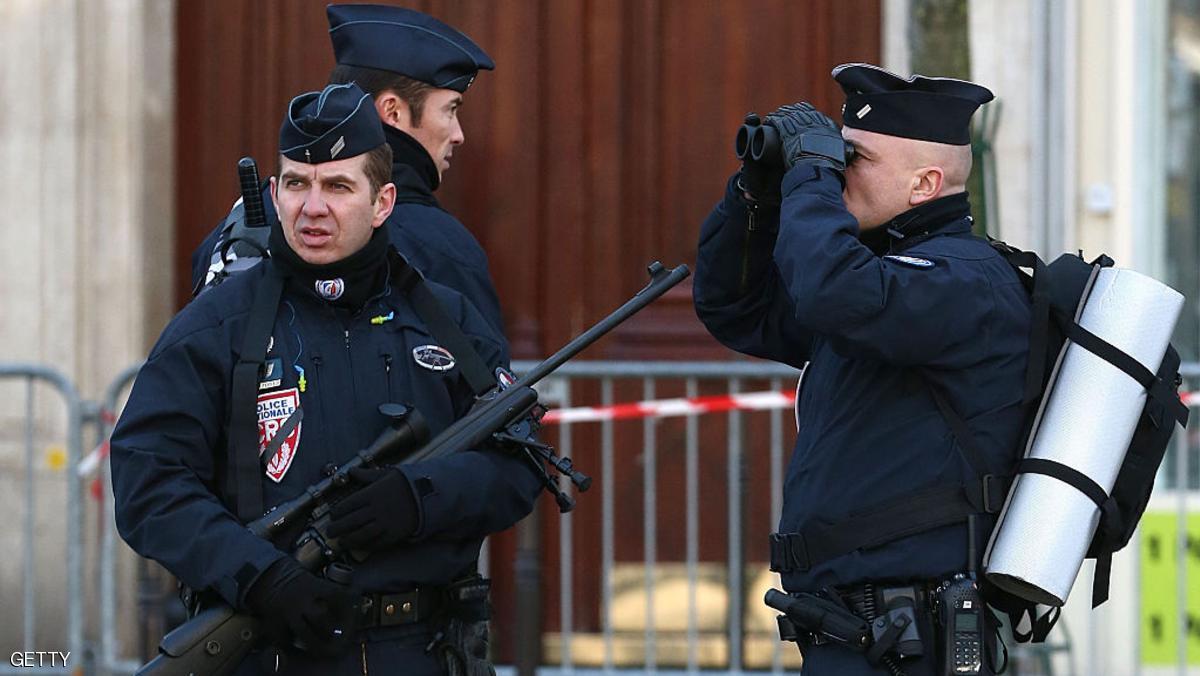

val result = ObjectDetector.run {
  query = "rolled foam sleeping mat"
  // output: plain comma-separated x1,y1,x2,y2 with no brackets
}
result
984,266,1184,606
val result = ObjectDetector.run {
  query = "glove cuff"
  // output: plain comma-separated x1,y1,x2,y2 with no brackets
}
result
245,556,304,613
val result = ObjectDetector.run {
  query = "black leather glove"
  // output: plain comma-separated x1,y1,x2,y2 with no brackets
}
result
764,102,850,175
244,557,358,657
327,466,419,550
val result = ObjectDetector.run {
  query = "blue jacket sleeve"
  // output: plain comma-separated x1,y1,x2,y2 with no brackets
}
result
110,322,285,608
773,165,997,366
388,206,510,360
398,291,541,541
692,174,814,368
189,221,225,293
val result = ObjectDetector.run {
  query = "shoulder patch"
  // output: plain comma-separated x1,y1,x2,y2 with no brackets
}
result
257,388,301,482
884,254,936,269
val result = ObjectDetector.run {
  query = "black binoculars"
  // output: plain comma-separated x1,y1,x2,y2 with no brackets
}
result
735,114,783,166
735,112,855,167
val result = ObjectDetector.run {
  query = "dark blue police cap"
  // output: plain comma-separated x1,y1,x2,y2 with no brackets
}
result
833,63,994,145
327,4,495,92
280,82,386,163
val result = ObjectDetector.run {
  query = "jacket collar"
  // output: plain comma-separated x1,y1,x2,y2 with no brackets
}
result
384,125,441,207
882,191,973,253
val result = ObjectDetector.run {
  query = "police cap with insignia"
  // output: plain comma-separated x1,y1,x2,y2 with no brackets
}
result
280,82,385,164
327,4,495,92
833,63,994,145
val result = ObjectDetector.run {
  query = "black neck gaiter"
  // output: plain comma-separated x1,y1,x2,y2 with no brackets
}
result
268,219,390,312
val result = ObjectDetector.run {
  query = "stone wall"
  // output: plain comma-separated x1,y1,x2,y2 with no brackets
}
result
0,0,174,661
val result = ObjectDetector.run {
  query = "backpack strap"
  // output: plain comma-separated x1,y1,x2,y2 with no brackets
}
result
927,381,994,477
389,252,496,397
993,245,1053,405
1013,457,1122,607
981,576,1061,643
1057,313,1189,427
228,262,285,523
767,474,1008,574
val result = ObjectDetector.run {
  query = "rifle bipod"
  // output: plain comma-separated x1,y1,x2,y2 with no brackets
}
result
494,416,591,513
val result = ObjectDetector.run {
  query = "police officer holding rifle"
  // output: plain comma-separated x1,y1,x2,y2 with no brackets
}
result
113,82,540,675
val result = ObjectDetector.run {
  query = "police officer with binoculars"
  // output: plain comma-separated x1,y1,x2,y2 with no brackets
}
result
693,63,1030,675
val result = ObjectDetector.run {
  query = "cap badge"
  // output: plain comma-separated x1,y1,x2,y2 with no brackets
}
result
856,104,872,119
330,136,346,159
413,345,456,372
315,278,345,300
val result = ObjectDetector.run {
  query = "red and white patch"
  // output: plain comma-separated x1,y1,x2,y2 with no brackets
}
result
257,388,302,483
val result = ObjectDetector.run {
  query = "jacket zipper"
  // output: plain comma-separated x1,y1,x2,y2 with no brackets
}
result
382,353,393,400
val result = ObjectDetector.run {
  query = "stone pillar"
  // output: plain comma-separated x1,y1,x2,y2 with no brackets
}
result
968,0,1051,252
0,0,175,660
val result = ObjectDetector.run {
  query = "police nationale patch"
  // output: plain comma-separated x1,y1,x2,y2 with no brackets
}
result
315,278,345,300
884,254,935,269
257,388,302,482
413,345,456,372
259,357,284,391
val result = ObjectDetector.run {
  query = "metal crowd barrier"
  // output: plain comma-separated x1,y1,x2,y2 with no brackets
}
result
96,365,144,676
3,360,1198,674
509,359,801,675
0,365,86,675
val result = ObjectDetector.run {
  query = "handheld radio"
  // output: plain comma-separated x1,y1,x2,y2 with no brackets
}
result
937,515,986,675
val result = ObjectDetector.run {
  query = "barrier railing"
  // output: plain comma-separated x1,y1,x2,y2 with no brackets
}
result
0,365,86,675
3,360,1198,674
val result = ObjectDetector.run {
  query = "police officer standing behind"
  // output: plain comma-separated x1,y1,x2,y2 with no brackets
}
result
193,4,506,341
693,64,1031,675
114,82,541,674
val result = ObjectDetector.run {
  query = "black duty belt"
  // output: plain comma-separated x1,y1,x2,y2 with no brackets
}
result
359,587,445,628
768,477,1007,574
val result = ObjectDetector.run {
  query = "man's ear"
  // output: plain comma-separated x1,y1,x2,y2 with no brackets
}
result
910,166,945,206
372,183,397,227
374,92,411,129
269,175,280,213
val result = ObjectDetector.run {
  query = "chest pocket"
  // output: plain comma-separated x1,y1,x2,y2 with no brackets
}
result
378,320,466,430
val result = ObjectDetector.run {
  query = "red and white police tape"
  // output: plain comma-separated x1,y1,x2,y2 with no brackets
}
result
80,390,1200,492
543,389,1200,424
540,389,797,424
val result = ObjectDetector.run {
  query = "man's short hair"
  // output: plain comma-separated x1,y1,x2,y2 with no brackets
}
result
329,65,436,126
362,143,393,199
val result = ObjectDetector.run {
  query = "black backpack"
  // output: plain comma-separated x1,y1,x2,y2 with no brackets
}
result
967,241,1190,642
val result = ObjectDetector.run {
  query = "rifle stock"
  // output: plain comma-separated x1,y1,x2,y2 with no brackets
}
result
137,261,689,676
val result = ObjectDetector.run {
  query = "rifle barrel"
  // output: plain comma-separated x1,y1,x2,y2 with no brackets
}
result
522,262,689,385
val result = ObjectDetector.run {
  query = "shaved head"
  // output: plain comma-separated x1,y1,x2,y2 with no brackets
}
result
840,127,973,230
908,138,973,192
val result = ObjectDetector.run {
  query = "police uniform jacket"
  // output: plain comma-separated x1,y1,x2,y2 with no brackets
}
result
381,125,507,340
693,166,1031,592
112,255,541,608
